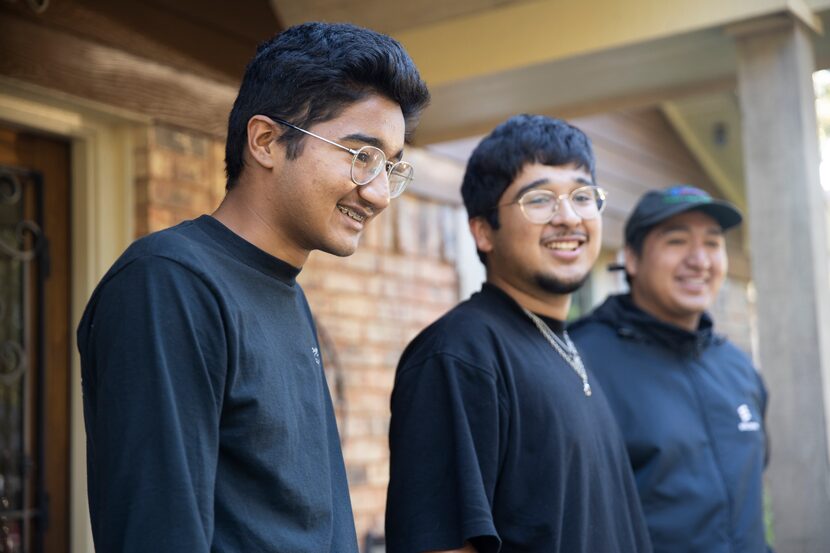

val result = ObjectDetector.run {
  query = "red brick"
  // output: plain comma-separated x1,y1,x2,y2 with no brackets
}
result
344,414,389,438
145,204,176,232
366,460,390,486
343,437,387,464
364,321,409,346
342,368,395,391
348,485,387,514
335,347,393,371
316,315,364,343
148,179,213,212
324,296,378,318
344,389,392,414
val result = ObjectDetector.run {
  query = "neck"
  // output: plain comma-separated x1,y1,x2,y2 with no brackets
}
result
212,186,309,268
629,290,701,332
487,275,571,320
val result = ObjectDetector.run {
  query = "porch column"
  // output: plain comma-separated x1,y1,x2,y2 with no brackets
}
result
734,14,830,552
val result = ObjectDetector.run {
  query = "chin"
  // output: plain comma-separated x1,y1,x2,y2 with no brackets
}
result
319,239,360,258
535,272,590,295
674,298,712,316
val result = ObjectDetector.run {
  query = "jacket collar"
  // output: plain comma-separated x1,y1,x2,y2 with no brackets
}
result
578,293,720,355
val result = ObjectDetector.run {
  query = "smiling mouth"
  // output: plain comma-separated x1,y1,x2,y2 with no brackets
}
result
337,205,367,223
677,276,708,286
543,240,582,251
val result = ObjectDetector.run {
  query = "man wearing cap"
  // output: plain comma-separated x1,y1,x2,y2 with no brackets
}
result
570,185,771,553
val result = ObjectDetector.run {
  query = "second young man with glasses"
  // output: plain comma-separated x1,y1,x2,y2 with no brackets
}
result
77,23,429,553
385,115,651,553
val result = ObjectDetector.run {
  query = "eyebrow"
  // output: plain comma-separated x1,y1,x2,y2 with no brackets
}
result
342,132,403,161
512,176,593,202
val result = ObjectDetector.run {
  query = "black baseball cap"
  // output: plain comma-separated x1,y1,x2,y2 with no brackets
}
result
624,185,743,245
608,185,743,272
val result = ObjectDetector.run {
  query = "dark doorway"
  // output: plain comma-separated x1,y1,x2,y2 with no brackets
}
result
0,126,71,553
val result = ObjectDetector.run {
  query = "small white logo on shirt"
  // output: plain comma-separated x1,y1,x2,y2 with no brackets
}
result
737,404,760,432
311,347,321,366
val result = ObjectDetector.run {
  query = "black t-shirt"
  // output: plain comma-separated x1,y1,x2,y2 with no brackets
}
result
385,283,652,553
77,215,358,553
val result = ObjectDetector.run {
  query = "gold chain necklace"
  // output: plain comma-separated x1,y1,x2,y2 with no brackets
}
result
522,307,592,397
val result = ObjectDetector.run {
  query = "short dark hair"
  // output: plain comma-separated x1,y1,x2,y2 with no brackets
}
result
224,22,430,189
461,114,596,263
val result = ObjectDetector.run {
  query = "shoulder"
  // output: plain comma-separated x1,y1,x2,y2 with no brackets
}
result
80,227,223,336
707,334,757,374
569,312,623,347
398,294,514,379
569,295,625,337
123,219,216,269
709,337,766,385
713,337,753,363
99,219,224,293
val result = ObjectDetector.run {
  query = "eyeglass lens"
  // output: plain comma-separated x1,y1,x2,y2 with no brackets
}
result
351,146,413,198
519,186,605,223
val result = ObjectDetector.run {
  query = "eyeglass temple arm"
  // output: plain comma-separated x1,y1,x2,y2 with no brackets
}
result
270,117,359,156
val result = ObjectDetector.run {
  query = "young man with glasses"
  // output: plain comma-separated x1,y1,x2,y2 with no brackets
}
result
385,115,652,553
77,23,429,553
570,186,772,553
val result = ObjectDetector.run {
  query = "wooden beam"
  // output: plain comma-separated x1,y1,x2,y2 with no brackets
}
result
0,12,237,137
414,75,736,145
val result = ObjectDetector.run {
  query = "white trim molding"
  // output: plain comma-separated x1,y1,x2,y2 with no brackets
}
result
0,76,139,553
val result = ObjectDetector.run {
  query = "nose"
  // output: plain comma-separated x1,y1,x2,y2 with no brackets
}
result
549,195,582,227
357,170,391,212
685,246,711,270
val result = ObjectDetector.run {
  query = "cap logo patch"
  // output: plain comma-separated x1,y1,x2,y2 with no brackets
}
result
662,186,712,205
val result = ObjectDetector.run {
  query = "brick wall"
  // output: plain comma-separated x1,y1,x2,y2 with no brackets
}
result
135,123,462,547
299,195,461,544
133,125,226,235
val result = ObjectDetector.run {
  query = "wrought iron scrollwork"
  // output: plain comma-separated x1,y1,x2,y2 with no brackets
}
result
0,165,46,553
0,170,42,263
3,0,50,15
0,343,25,387
0,221,42,263
0,171,22,206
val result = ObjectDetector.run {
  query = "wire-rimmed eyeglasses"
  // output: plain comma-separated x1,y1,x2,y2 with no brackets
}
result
498,185,608,224
265,116,413,198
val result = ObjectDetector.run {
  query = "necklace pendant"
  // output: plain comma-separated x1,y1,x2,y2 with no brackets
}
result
583,382,592,397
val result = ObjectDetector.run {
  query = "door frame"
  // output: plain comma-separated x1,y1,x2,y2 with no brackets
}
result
0,76,140,553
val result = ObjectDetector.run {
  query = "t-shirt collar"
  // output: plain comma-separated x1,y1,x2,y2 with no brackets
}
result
480,282,567,336
195,215,301,284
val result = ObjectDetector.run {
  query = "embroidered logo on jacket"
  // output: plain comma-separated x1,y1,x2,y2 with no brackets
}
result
737,404,760,432
311,347,321,366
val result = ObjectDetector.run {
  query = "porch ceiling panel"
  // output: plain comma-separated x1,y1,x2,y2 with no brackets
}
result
414,27,738,144
271,0,539,35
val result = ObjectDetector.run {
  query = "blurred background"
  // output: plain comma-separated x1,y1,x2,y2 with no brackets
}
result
1,0,829,551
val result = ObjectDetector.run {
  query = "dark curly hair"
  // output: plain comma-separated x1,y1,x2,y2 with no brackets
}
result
461,114,596,262
224,22,430,189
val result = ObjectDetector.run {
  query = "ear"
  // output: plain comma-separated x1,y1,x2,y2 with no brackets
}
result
469,216,495,255
624,245,639,279
246,115,281,170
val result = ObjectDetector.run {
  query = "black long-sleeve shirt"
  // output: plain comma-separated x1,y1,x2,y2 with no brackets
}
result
77,215,357,553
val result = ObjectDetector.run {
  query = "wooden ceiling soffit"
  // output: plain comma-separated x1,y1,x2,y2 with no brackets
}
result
0,13,237,137
270,0,533,36
414,75,737,145
1,0,281,83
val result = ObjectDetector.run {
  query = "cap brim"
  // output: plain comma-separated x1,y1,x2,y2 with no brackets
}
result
692,201,743,230
635,200,743,233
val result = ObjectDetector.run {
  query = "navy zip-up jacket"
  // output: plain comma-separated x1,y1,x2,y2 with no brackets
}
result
570,294,771,553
